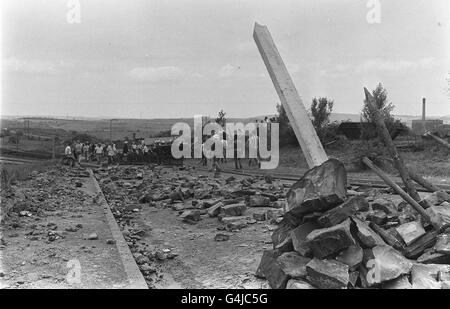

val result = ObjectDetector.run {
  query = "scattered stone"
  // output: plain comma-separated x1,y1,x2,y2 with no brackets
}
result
382,275,412,289
286,159,347,216
336,245,363,271
417,250,450,264
351,217,386,248
395,221,426,246
207,202,223,218
306,258,349,289
86,233,98,240
253,212,267,221
371,198,398,215
318,196,368,227
291,221,320,256
221,203,246,216
411,264,450,289
255,250,288,289
306,219,355,259
178,210,202,224
366,210,388,225
248,195,270,207
214,234,230,242
222,216,248,230
435,233,450,254
19,211,32,217
106,239,116,245
286,279,315,289
276,252,310,279
426,204,450,229
364,245,412,285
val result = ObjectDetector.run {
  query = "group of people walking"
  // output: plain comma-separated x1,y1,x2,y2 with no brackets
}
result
64,140,117,166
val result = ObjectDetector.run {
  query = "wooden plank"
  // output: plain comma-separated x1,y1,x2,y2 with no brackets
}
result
426,132,450,150
363,87,421,202
253,23,328,168
362,157,432,225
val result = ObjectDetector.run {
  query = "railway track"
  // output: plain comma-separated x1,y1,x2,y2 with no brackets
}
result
196,166,450,194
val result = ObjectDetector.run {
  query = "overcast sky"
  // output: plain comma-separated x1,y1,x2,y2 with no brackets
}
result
1,0,449,118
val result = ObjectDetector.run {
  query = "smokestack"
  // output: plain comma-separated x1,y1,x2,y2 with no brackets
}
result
422,98,426,121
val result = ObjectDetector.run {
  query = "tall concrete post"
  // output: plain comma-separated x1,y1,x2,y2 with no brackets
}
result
253,22,328,168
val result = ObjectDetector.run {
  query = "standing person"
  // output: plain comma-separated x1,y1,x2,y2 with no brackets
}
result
112,143,117,163
74,140,83,164
247,132,259,168
210,130,222,173
122,141,129,163
143,144,149,163
64,143,75,167
95,143,103,165
90,143,95,161
107,144,114,165
83,142,90,162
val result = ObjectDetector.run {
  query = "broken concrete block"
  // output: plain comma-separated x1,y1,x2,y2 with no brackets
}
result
276,252,310,279
180,210,201,223
221,203,246,216
286,279,315,289
306,219,355,259
336,245,363,271
371,198,398,215
286,159,347,216
248,195,271,207
207,202,223,217
255,250,288,289
318,196,368,228
395,221,426,246
382,275,412,289
411,264,450,289
426,204,450,230
364,245,412,285
306,258,349,289
435,233,450,254
290,221,320,256
351,217,386,248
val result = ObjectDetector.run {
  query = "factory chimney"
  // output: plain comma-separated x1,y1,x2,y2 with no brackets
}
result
422,98,426,121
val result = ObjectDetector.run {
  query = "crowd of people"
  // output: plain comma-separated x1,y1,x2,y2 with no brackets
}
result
63,139,173,167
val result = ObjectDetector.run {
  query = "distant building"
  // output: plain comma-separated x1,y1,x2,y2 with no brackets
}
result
411,119,444,135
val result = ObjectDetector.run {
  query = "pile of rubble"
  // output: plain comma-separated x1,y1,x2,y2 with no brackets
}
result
255,158,450,289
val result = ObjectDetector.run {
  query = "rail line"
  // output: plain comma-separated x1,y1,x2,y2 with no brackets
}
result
196,166,450,194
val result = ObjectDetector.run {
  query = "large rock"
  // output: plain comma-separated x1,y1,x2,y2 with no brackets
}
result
421,191,450,207
417,250,450,264
318,196,368,228
411,264,450,289
371,198,398,216
306,258,349,289
291,221,320,256
221,203,246,216
255,250,289,289
179,210,201,224
435,233,450,254
276,252,311,279
426,204,450,229
395,221,426,246
382,275,412,289
286,279,315,289
306,219,355,259
336,245,363,271
364,245,413,285
286,159,347,216
351,217,386,248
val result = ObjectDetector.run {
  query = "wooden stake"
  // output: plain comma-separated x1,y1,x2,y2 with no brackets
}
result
363,87,421,202
362,157,431,224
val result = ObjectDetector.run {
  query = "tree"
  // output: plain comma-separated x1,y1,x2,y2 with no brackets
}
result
310,97,334,139
276,103,297,146
215,109,226,127
361,83,399,139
